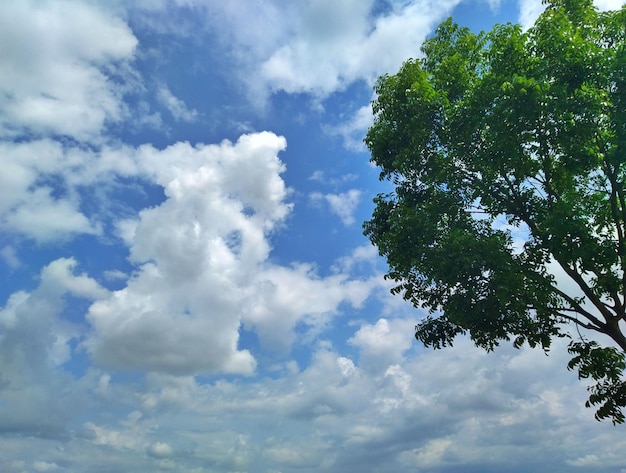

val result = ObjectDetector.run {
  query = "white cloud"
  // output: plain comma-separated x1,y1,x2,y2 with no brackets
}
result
32,461,59,472
75,0,626,120
349,318,417,371
84,411,147,451
85,133,290,376
0,139,100,242
309,170,326,182
326,104,374,152
243,263,376,352
0,246,21,269
517,0,545,29
0,0,140,243
518,0,623,29
332,243,379,274
308,171,359,185
85,132,377,375
147,441,174,458
4,188,101,243
157,84,199,122
0,259,106,437
0,127,382,376
311,189,362,225
100,338,626,471
258,0,375,96
39,258,109,300
133,0,471,104
3,2,626,471
3,323,626,472
256,0,462,99
167,0,625,103
595,0,625,9
103,269,129,281
0,1,137,141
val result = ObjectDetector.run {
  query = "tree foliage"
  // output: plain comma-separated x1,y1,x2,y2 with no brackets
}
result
364,0,626,422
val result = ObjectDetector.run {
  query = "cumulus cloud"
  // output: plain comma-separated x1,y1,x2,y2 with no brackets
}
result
3,2,624,471
0,1,137,141
3,322,625,472
84,411,147,452
160,0,625,104
131,0,472,104
0,0,139,242
310,189,362,225
85,132,378,375
243,263,376,352
0,140,101,242
0,122,381,374
73,338,625,472
349,318,417,371
256,0,462,99
0,259,107,437
332,243,379,274
147,441,173,458
85,133,289,375
32,461,59,472
39,258,109,300
5,189,101,243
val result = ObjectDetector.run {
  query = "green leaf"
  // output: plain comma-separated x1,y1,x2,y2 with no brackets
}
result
365,0,626,423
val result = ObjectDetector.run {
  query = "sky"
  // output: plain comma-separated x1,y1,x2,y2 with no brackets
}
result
1,0,626,472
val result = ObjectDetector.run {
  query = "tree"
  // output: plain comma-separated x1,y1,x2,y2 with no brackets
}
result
364,0,626,423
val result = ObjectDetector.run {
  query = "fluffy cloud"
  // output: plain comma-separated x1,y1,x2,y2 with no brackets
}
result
128,0,473,103
0,139,102,242
256,0,462,98
0,123,380,374
85,132,378,375
85,133,289,375
0,0,138,242
0,1,137,141
310,189,362,226
243,263,375,352
3,317,626,472
3,2,625,472
0,259,107,437
147,441,174,458
349,318,417,371
71,338,626,472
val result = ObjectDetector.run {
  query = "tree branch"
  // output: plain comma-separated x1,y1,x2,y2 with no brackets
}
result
556,311,607,332
556,259,615,320
549,284,608,330
601,152,626,314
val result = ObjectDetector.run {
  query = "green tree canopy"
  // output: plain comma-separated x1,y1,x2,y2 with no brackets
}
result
364,0,626,423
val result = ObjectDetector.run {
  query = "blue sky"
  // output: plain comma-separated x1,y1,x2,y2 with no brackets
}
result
1,0,625,472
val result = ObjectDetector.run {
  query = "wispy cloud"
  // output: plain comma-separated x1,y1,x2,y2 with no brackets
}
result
156,84,199,122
